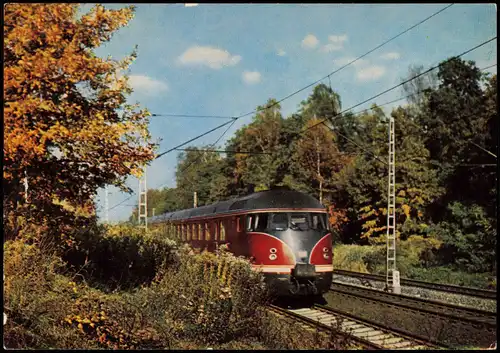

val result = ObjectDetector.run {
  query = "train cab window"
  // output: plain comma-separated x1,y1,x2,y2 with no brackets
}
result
220,221,226,241
312,214,327,230
290,213,310,231
254,213,268,231
246,215,254,231
271,213,288,231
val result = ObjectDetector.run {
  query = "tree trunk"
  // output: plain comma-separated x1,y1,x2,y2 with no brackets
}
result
316,137,322,203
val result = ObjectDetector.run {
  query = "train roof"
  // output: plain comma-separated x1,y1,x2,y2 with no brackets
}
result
148,189,326,223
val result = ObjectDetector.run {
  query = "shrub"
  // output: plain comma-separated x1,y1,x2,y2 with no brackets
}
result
4,235,270,349
404,266,494,289
151,244,269,345
363,236,443,274
63,224,178,291
431,202,496,273
4,240,100,349
333,244,375,272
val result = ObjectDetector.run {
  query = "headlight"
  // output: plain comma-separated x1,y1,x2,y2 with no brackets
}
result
323,247,329,253
323,253,330,259
269,253,277,261
270,248,277,254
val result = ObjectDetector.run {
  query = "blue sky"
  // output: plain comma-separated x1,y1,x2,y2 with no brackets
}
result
87,3,497,222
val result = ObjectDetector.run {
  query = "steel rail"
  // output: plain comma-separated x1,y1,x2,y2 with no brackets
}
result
331,281,497,324
314,304,448,349
268,304,441,350
333,269,497,299
330,287,497,346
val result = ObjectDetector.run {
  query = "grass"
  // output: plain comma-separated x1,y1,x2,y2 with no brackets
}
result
333,241,495,289
4,225,355,350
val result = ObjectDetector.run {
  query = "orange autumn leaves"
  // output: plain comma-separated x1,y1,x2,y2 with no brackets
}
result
4,4,156,216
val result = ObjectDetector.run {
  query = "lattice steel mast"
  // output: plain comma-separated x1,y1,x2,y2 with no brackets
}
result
386,116,400,294
138,169,148,231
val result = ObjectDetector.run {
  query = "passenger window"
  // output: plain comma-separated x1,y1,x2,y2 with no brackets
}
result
198,224,202,239
220,221,226,241
214,222,219,241
236,217,241,232
271,213,288,231
290,213,310,231
193,223,198,240
205,223,210,241
255,213,269,231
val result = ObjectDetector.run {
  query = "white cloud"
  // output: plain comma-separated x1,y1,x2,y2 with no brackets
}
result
178,46,242,69
356,65,386,81
333,57,367,67
380,52,401,60
301,34,319,49
320,43,343,53
328,34,348,43
320,34,348,52
277,49,286,56
242,71,261,85
184,3,198,7
128,75,168,96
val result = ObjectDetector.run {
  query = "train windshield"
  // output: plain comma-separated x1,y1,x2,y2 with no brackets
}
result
270,213,288,231
311,213,328,230
289,213,310,231
248,212,329,231
289,213,328,231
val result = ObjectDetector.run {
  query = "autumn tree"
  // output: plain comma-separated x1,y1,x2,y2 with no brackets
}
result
4,4,156,244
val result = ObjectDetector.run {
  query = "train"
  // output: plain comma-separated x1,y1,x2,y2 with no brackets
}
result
148,188,333,297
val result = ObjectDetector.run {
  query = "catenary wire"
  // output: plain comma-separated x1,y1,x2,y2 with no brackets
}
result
109,37,495,212
153,4,454,159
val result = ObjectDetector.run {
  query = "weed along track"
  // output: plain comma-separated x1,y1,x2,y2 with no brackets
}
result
327,282,497,347
268,304,443,349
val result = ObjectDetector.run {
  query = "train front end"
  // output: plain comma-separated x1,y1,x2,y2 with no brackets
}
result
248,210,333,297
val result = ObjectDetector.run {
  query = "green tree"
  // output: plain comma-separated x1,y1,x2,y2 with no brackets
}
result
229,99,288,191
175,147,225,209
289,118,346,205
298,83,342,122
332,106,441,244
433,202,496,272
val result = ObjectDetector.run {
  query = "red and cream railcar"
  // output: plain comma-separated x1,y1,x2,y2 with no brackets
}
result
149,189,333,296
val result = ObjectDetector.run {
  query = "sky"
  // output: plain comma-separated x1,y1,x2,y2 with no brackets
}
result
85,3,497,223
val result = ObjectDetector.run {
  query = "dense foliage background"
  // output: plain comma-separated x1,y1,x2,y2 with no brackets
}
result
132,59,497,274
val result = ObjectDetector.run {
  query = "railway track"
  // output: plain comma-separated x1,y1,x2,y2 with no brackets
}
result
328,282,497,348
268,304,444,350
333,269,497,300
330,281,497,325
